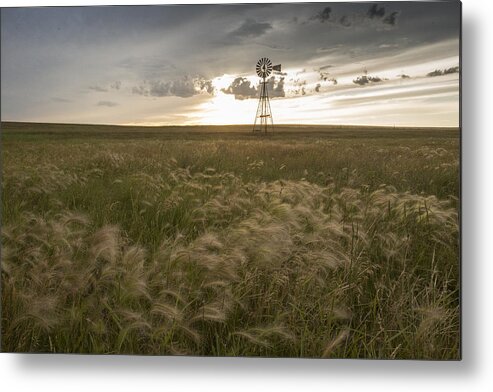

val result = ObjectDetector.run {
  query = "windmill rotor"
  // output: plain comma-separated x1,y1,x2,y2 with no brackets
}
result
256,57,273,78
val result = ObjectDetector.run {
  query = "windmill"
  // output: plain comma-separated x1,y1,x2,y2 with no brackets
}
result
253,57,281,133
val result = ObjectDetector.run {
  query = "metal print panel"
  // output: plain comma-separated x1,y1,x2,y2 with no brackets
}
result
0,1,461,358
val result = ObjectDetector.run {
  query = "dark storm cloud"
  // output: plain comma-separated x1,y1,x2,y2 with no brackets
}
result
426,66,460,77
229,19,272,39
312,7,332,23
367,4,386,19
97,100,118,107
132,76,214,98
366,4,399,26
339,15,352,28
308,3,400,30
383,11,399,26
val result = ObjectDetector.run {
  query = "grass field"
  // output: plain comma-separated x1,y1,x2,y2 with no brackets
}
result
1,122,460,358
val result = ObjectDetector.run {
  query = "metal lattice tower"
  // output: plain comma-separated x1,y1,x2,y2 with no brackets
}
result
253,58,281,134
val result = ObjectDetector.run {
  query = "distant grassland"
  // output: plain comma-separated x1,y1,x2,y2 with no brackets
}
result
1,122,460,358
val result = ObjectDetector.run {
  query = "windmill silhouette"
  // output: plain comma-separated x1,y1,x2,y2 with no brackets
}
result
253,57,281,134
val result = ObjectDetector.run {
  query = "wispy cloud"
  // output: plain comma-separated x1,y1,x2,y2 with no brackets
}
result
97,100,118,107
229,19,272,40
51,97,71,103
89,85,108,92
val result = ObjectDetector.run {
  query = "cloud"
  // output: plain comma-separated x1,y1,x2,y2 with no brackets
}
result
97,100,118,107
132,76,215,98
366,4,399,26
255,42,291,51
339,15,352,27
314,73,337,93
229,19,272,39
198,79,214,94
110,81,122,90
221,77,257,100
221,76,285,100
89,85,108,92
312,7,332,23
118,56,177,79
309,3,399,29
398,74,411,79
292,79,307,87
89,81,121,93
383,11,399,26
426,66,459,77
353,74,384,86
319,72,338,85
51,97,71,103
379,43,399,49
270,77,285,98
367,4,386,19
132,85,147,96
150,79,196,98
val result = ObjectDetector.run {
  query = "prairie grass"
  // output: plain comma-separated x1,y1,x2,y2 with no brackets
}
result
1,123,460,358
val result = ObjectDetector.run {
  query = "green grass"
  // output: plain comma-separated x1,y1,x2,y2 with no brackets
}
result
1,122,460,358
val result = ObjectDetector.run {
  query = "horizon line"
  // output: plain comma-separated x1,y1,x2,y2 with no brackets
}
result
0,120,460,130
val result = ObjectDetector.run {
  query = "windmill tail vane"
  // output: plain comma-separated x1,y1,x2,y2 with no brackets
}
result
253,57,281,134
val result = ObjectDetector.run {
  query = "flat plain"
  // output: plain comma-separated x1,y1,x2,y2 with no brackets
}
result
1,122,460,358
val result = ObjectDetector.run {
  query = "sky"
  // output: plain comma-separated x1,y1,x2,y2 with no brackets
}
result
1,1,461,127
